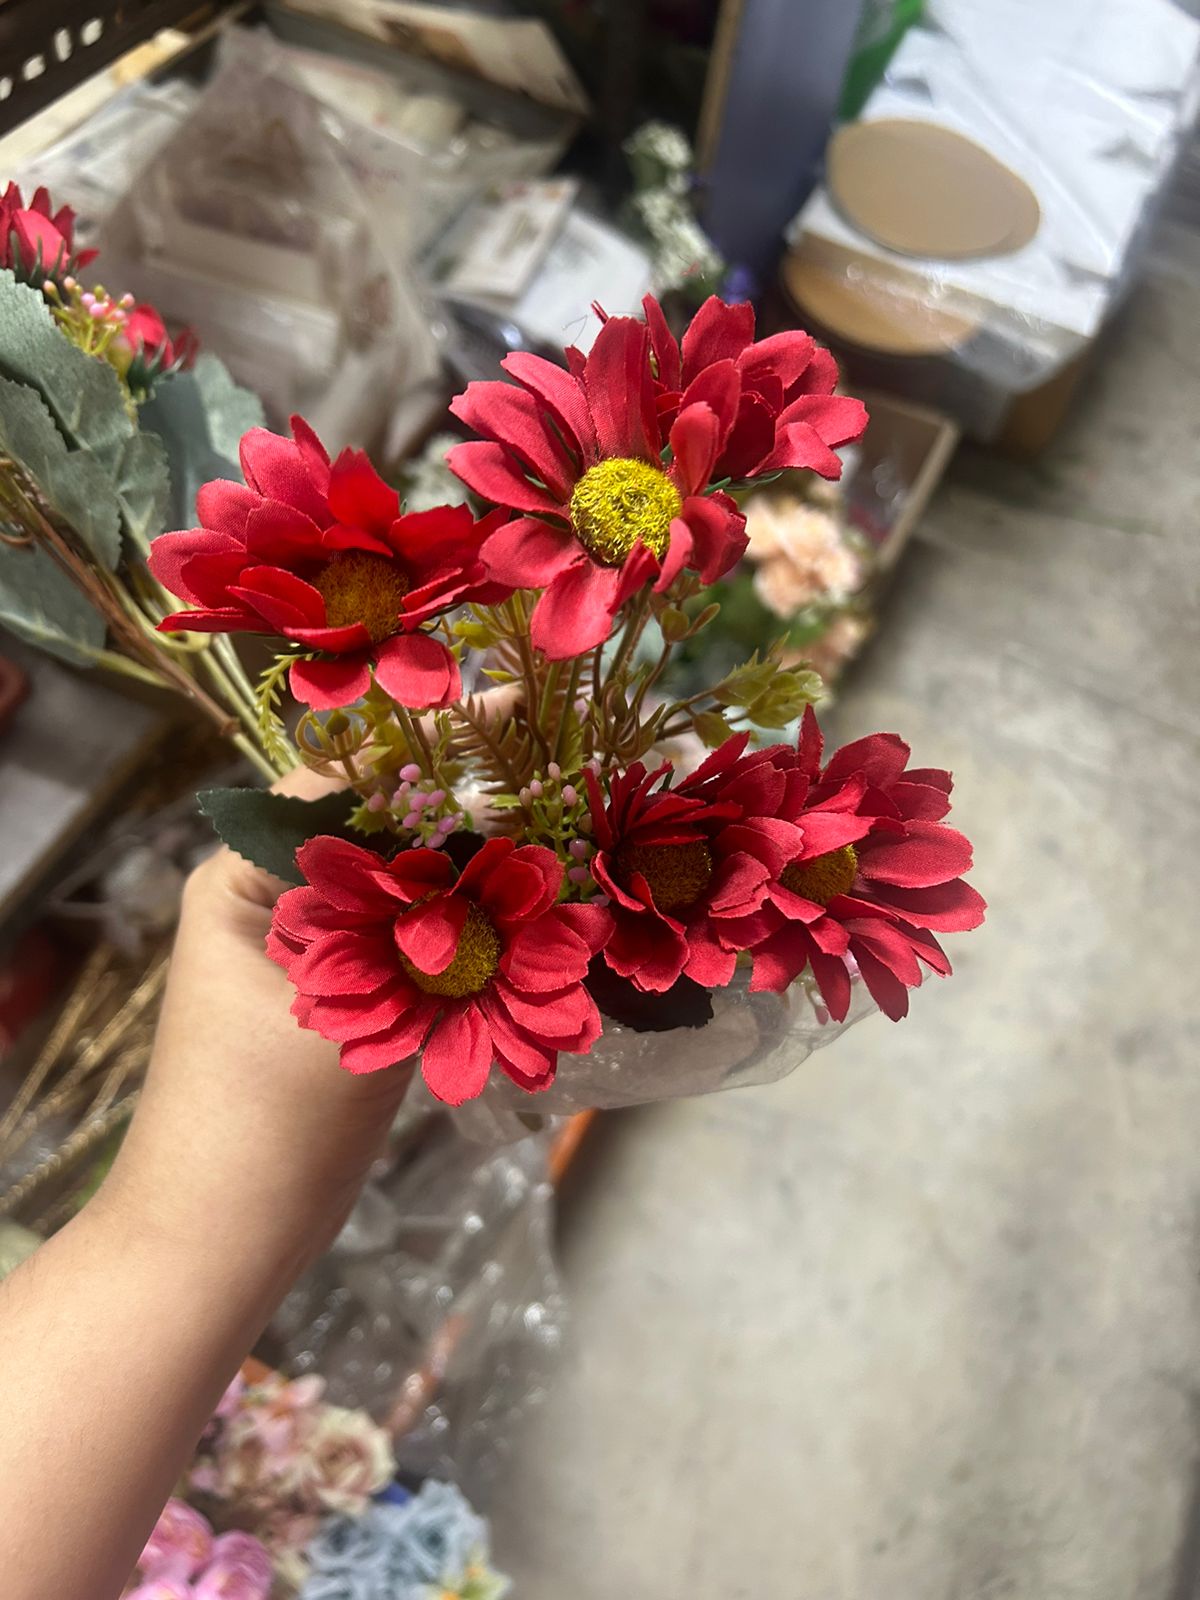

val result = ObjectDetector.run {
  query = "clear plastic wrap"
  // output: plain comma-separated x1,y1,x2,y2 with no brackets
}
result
267,1116,563,1499
441,969,877,1145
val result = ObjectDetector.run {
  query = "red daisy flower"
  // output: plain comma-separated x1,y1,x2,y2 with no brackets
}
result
268,835,612,1105
584,733,828,994
149,416,508,710
642,293,868,482
446,313,750,659
727,709,986,1021
0,182,97,282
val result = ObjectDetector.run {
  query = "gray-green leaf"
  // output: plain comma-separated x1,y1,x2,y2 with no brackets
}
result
0,377,122,568
0,538,106,665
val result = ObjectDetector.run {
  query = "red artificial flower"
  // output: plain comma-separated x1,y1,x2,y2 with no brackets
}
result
149,416,508,710
727,708,986,1021
268,835,612,1104
642,293,868,482
584,732,837,993
0,182,96,281
447,313,750,659
122,302,199,372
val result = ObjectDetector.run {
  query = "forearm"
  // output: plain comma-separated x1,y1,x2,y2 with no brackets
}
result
0,1188,300,1600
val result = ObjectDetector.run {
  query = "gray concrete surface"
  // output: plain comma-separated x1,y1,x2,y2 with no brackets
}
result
488,222,1200,1599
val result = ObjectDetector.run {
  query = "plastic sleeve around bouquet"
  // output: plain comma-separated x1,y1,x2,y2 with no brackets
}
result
441,970,877,1144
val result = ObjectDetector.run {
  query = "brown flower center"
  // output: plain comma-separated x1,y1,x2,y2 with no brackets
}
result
617,839,713,912
569,457,680,565
779,844,858,905
400,901,500,998
313,551,409,644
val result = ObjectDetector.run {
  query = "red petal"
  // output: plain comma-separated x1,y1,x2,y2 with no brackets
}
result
500,917,592,991
196,479,259,537
450,383,575,500
285,622,373,652
328,448,400,532
446,441,566,518
481,517,581,589
289,654,371,709
858,821,973,889
502,350,595,459
681,922,738,987
530,560,628,660
824,731,911,789
478,993,559,1082
582,316,658,462
289,930,397,996
385,847,457,902
294,836,406,914
777,393,868,447
148,528,244,604
229,565,326,630
679,493,747,583
602,908,689,992
394,893,469,974
716,393,779,480
858,878,986,932
757,421,845,478
748,926,812,994
372,633,460,710
852,944,912,1020
681,296,755,380
676,361,740,454
338,1005,437,1074
157,606,253,634
807,947,854,1020
421,1004,495,1104
239,427,329,524
668,403,721,496
642,293,682,391
304,979,414,1041
495,976,595,1041
243,502,327,567
737,328,816,391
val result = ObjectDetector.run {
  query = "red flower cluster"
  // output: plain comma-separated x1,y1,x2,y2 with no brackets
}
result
0,182,96,281
150,417,507,710
268,836,611,1104
448,311,751,659
587,712,984,1021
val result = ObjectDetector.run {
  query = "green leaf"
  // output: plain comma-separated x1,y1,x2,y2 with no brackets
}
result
0,270,133,470
692,709,735,748
198,787,364,885
140,355,263,530
0,377,122,567
113,430,171,553
0,538,106,664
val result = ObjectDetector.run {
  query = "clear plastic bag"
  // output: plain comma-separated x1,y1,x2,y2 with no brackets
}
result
443,969,877,1145
267,1115,563,1499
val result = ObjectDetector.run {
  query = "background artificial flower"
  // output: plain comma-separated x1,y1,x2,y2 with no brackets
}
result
291,1405,396,1516
268,836,611,1104
149,418,507,710
139,1499,214,1580
448,312,749,658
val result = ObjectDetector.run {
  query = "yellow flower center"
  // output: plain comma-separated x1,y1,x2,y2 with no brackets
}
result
400,901,501,998
779,844,858,905
617,839,713,912
569,457,681,566
313,551,409,644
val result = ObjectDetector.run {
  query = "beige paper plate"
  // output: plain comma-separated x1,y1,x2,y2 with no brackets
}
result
781,244,980,357
828,118,1040,260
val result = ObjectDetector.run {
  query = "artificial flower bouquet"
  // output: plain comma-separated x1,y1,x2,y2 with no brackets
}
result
125,1371,509,1599
146,294,985,1112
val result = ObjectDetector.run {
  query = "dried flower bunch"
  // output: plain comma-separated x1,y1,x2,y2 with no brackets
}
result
150,294,985,1106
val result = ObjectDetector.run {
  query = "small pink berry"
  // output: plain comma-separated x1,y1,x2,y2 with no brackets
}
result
111,307,126,322
120,292,135,308
569,839,589,860
441,811,460,832
402,812,421,830
568,866,591,885
63,275,76,290
366,792,386,812
41,278,54,294
578,813,592,832
89,302,107,319
400,762,421,783
520,787,532,806
562,784,577,806
81,291,95,308
529,779,543,798
426,789,445,808
586,757,602,774
547,762,561,780
573,698,588,717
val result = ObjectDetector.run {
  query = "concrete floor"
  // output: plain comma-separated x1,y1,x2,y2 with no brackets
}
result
489,222,1200,1598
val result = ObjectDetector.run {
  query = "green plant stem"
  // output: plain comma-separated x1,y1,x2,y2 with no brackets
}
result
394,704,439,785
553,656,582,766
450,698,523,793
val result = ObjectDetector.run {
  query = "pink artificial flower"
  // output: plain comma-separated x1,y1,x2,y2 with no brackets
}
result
139,1500,214,1581
192,1533,273,1600
126,1579,194,1600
